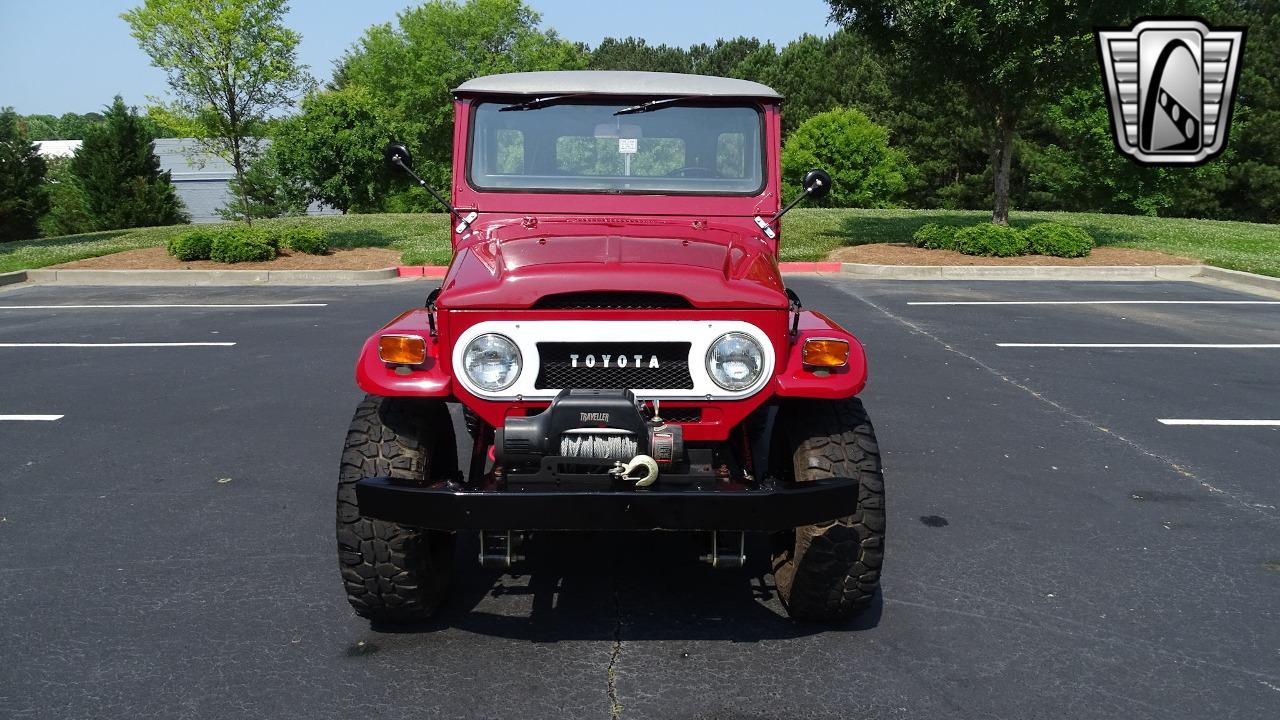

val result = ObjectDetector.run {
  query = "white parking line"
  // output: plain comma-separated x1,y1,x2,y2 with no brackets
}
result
0,303,327,309
1158,419,1280,426
997,343,1280,348
910,300,1280,306
0,415,63,421
0,342,236,348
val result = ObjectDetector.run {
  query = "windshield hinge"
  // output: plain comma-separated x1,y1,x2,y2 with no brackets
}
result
454,211,478,234
754,215,776,239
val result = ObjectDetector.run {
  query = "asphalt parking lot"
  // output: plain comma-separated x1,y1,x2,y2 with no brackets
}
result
1,276,1277,719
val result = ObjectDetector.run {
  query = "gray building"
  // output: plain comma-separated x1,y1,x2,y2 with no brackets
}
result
36,138,336,224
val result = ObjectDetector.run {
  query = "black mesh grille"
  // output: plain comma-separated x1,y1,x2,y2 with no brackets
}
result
535,342,693,390
532,292,692,310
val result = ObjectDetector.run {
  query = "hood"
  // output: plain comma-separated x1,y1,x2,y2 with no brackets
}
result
436,219,787,310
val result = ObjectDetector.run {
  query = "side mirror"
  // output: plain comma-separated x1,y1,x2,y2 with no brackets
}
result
801,168,832,199
384,142,414,172
759,168,836,238
379,141,464,226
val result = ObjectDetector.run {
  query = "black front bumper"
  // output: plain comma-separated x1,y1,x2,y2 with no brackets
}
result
355,478,860,531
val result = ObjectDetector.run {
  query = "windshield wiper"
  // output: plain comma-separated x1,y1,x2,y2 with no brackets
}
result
613,97,697,116
498,94,587,112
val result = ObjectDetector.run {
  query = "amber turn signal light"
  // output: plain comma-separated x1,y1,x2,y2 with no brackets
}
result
802,338,850,367
378,334,427,365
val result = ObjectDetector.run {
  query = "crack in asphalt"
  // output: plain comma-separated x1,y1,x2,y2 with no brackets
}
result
606,575,625,719
831,281,1279,522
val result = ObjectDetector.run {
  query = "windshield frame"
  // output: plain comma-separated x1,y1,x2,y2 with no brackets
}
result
463,98,769,198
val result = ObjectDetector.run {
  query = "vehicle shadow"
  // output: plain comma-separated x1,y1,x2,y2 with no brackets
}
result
374,531,882,642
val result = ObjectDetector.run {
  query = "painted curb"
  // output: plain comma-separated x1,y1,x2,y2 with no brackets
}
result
779,261,842,273
1196,266,1280,293
839,263,1205,281
20,267,401,286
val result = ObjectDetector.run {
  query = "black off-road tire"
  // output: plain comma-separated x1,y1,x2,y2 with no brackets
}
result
771,397,885,622
337,395,458,623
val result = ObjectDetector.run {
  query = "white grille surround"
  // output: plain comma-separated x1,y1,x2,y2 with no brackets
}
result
451,320,776,402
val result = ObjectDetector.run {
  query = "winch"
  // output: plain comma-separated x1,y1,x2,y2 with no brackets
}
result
494,389,683,478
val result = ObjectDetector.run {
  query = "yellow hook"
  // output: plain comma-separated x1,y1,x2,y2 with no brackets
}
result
616,454,659,488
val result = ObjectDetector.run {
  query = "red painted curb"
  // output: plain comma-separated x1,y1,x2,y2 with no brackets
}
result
778,261,841,272
403,264,832,277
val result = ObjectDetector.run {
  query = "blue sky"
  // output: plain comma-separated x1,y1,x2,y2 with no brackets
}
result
0,0,833,115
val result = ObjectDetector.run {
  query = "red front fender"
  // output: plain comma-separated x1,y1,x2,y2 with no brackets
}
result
773,310,868,399
355,309,452,397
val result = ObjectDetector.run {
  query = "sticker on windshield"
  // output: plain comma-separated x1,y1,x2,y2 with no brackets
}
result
618,138,638,154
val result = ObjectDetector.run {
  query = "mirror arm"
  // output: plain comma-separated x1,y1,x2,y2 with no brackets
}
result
391,156,461,222
763,178,826,230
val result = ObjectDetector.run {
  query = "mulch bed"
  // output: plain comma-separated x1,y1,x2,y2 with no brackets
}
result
53,246,403,270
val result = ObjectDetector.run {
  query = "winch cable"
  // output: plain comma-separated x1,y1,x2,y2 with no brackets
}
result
560,434,638,460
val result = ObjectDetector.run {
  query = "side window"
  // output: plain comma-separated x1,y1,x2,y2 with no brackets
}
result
717,133,746,178
495,129,524,174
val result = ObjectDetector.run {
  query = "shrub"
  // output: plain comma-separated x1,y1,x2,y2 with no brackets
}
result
209,226,276,263
911,223,960,250
166,228,217,261
953,224,1029,257
780,107,915,208
277,225,329,255
1024,222,1095,258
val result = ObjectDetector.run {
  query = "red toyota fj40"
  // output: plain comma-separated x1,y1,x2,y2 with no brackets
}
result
338,71,884,623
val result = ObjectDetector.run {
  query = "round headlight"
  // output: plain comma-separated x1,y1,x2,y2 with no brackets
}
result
463,333,521,392
706,332,764,391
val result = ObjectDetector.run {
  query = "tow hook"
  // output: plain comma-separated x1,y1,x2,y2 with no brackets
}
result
611,454,659,488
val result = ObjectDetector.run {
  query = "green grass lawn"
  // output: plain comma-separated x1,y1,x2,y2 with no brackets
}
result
0,214,454,274
779,208,1280,276
4,209,1279,277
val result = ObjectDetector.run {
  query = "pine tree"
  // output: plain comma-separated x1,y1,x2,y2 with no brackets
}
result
0,108,51,241
71,96,188,230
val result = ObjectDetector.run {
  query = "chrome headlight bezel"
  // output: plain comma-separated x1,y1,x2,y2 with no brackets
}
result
462,333,522,392
705,331,765,391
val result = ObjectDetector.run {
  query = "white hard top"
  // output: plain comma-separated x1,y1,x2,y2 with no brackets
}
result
454,70,781,99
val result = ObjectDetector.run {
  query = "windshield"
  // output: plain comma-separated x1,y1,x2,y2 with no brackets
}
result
467,101,765,195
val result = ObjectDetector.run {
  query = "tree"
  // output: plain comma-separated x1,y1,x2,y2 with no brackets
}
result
39,157,96,236
761,30,892,134
687,37,776,79
335,0,586,196
1217,0,1280,223
217,151,308,220
20,115,60,140
55,112,105,140
270,87,401,214
122,0,314,222
781,107,914,208
588,37,692,73
826,0,1206,224
70,96,188,230
1018,87,1228,217
0,108,50,241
